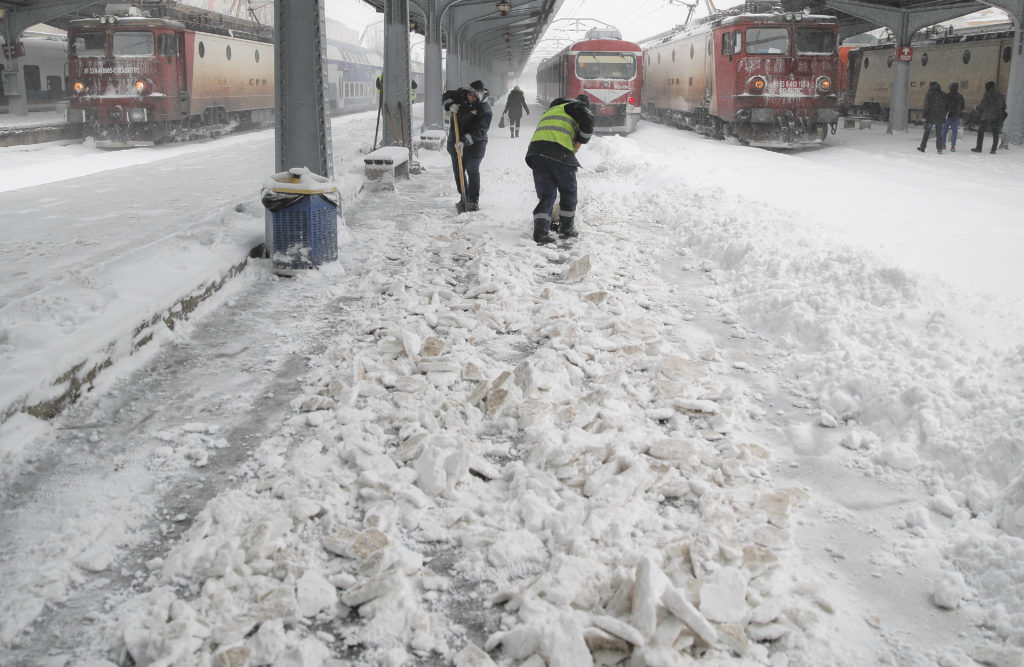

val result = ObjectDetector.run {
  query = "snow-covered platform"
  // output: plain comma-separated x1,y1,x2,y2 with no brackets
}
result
2,104,1024,667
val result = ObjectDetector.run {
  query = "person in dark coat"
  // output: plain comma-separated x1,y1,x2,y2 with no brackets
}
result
940,81,965,151
917,82,947,153
525,94,595,244
442,82,492,212
503,85,530,138
972,80,1007,154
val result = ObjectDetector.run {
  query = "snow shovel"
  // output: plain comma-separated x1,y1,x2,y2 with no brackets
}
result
452,110,469,212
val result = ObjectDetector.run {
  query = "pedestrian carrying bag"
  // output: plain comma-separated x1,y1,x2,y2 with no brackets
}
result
498,114,506,129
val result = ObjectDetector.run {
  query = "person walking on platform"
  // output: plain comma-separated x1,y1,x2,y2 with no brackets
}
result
442,82,492,213
940,81,964,151
972,81,1007,154
525,94,595,245
503,85,530,138
917,82,947,153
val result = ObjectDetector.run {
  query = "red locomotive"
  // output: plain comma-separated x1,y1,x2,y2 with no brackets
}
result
643,1,840,148
66,6,273,147
536,27,643,134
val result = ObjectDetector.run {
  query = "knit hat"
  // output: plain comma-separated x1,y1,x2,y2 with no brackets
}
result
470,80,486,94
575,94,591,107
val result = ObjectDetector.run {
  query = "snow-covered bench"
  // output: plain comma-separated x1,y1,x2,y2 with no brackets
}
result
417,129,446,150
363,146,410,187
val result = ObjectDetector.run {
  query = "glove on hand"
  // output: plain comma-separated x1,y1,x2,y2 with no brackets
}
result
455,141,465,151
448,103,460,114
464,135,474,146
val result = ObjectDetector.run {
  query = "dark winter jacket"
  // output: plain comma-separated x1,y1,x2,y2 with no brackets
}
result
442,86,492,159
945,83,965,120
977,84,1007,126
922,82,947,124
503,89,530,121
525,97,595,170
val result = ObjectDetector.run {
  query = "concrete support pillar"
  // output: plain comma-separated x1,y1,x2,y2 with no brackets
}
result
274,0,333,179
382,0,413,155
889,17,914,134
444,10,461,89
422,0,444,130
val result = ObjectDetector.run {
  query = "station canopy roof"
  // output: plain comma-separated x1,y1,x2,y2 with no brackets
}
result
356,0,564,72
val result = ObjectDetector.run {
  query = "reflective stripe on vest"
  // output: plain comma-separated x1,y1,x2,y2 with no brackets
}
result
531,104,577,153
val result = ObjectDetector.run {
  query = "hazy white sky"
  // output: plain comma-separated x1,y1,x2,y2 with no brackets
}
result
328,0,744,44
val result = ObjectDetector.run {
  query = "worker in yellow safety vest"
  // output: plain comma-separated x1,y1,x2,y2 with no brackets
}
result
524,94,595,244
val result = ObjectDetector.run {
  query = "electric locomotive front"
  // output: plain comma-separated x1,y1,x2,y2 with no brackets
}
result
643,4,840,148
536,31,643,134
570,39,643,133
715,10,840,146
67,16,189,146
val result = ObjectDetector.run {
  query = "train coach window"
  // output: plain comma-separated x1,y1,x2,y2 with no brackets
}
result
198,41,206,58
226,45,232,61
113,32,154,57
690,44,695,59
887,55,893,67
722,32,732,55
47,76,63,97
72,32,107,57
22,65,41,92
962,49,970,65
796,28,834,55
746,27,788,54
255,49,260,63
1003,46,1012,63
158,34,176,58
921,53,928,66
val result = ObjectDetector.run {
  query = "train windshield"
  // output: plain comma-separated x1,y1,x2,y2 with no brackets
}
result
71,32,107,57
796,28,835,55
745,27,789,54
113,32,155,57
575,53,637,80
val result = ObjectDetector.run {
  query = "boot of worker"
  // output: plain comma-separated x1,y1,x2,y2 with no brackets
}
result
558,216,578,239
533,219,556,245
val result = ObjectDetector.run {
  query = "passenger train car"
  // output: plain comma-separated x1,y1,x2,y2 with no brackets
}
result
536,27,643,134
61,6,421,147
642,1,840,148
842,26,1014,122
0,33,68,110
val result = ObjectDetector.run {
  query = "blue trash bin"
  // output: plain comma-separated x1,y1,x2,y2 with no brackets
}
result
262,168,339,272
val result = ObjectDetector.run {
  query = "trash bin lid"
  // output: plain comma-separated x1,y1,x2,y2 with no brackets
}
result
265,167,338,195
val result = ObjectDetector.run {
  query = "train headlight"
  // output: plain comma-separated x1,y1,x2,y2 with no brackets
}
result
794,13,803,21
815,76,833,94
73,81,87,94
785,12,795,20
134,78,154,96
747,76,767,94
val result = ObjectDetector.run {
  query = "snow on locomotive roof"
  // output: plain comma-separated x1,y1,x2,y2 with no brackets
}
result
69,16,187,30
648,9,837,45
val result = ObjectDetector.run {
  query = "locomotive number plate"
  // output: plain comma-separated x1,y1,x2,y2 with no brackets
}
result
598,106,616,115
